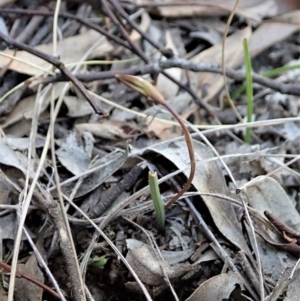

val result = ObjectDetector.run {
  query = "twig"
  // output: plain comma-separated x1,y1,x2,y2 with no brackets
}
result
0,261,61,299
89,165,143,218
0,31,107,116
264,211,300,238
0,8,131,50
106,0,172,58
101,0,213,115
33,59,300,96
19,180,85,301
159,58,300,95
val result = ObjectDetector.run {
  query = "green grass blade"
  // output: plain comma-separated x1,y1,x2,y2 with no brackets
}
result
148,171,165,230
243,39,253,143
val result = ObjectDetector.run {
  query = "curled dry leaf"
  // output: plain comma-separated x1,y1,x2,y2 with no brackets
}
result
0,30,113,76
185,271,242,301
126,239,191,285
241,176,300,281
127,239,194,265
75,120,137,140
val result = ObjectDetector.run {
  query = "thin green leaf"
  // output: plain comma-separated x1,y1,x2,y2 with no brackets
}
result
243,39,253,143
148,171,165,230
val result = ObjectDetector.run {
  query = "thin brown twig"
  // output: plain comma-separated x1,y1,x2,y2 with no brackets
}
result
100,0,149,62
34,59,300,96
264,211,300,238
160,58,300,95
0,31,107,116
0,8,130,50
0,261,61,299
107,0,172,58
18,179,85,301
102,0,213,114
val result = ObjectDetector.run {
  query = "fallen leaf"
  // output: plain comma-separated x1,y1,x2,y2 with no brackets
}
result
75,120,136,140
56,130,93,176
285,269,300,301
2,83,66,129
241,176,299,281
185,271,242,301
0,30,113,76
190,26,252,102
249,11,300,57
57,150,127,198
156,30,182,98
126,239,191,285
127,239,194,265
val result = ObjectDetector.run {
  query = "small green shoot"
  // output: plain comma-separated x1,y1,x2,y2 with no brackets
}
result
148,171,165,230
88,256,107,268
115,74,195,208
243,39,253,143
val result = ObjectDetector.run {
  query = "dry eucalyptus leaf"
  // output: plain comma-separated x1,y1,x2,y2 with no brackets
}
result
185,271,242,301
6,136,45,150
60,150,127,198
249,10,300,57
130,11,151,42
156,29,182,99
2,82,66,129
241,176,300,232
0,30,113,75
75,121,133,140
64,95,94,117
192,249,218,265
127,239,194,265
126,239,191,285
190,26,252,102
136,0,299,22
145,139,251,256
0,139,35,177
241,176,299,281
245,217,295,282
56,130,93,176
266,267,293,301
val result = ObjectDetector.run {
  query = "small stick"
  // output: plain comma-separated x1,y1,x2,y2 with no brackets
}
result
264,210,300,238
0,261,61,299
0,31,107,116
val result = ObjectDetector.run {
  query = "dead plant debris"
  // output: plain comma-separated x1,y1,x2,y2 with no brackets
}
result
0,1,299,300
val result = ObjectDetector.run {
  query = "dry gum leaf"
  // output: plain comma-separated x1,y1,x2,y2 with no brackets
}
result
0,30,113,76
75,120,138,140
186,271,242,301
